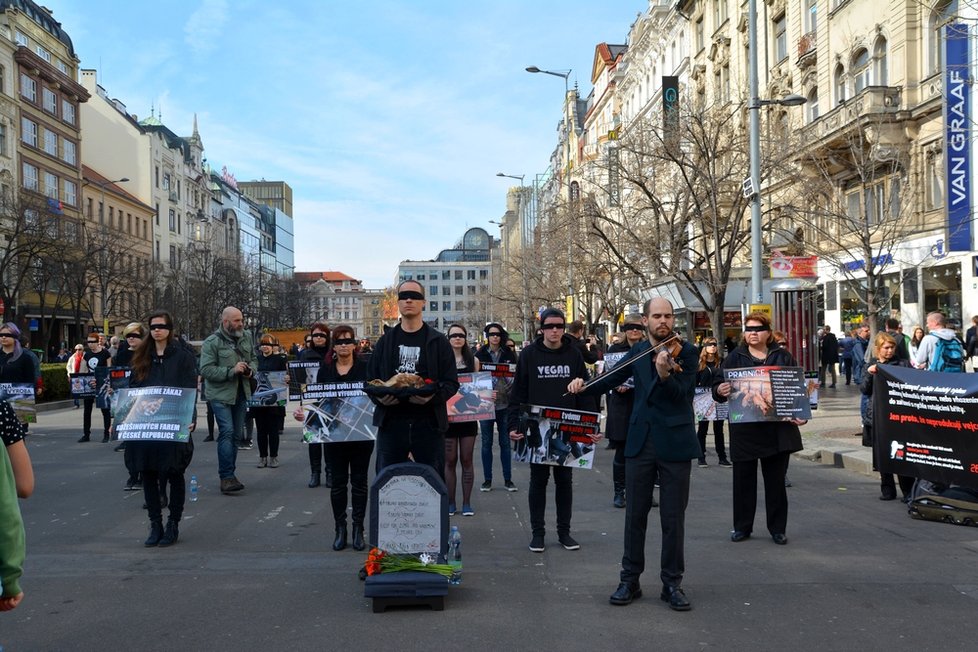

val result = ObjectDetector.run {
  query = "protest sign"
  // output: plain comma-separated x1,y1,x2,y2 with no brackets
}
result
0,383,35,423
301,381,376,444
102,367,131,411
288,361,322,401
113,386,196,442
694,387,728,422
602,351,635,389
874,366,978,488
248,370,288,407
447,372,494,423
94,366,112,409
479,362,515,407
70,372,97,398
723,366,812,423
301,380,365,401
512,404,601,469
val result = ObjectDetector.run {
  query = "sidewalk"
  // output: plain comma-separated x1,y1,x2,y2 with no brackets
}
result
796,380,874,475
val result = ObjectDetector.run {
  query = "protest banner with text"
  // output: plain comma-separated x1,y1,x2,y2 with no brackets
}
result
0,383,35,423
512,404,601,469
113,387,196,442
723,366,812,423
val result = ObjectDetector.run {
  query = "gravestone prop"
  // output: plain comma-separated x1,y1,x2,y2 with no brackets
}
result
365,462,450,612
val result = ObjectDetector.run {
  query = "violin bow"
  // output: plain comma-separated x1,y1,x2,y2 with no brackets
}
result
564,333,682,396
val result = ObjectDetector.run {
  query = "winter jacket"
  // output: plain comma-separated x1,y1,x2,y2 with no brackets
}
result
860,356,910,426
603,341,636,444
820,332,839,365
712,343,803,462
0,350,36,385
507,334,591,431
367,323,459,432
199,326,256,405
474,344,518,366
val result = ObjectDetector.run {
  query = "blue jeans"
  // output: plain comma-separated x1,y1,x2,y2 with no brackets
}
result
480,409,512,483
213,395,246,479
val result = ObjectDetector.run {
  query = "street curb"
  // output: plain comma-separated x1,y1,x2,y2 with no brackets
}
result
795,447,874,477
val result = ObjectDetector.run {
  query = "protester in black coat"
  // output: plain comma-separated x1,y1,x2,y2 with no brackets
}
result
603,315,647,508
860,332,914,501
819,326,839,388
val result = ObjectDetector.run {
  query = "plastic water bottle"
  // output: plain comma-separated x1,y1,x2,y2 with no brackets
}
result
448,525,462,585
189,475,199,502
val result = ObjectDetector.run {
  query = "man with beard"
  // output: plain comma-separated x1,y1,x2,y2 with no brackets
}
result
200,306,256,494
567,297,700,611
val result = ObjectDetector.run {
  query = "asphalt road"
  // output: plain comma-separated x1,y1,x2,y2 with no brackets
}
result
2,405,977,651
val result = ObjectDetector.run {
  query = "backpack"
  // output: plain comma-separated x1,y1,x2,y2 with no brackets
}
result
929,336,965,372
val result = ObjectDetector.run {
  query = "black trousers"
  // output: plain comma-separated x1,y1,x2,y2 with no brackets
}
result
621,435,691,588
144,470,185,523
696,420,727,460
376,417,444,480
253,408,282,458
528,463,573,537
329,441,375,526
83,398,111,438
308,443,332,473
732,451,791,535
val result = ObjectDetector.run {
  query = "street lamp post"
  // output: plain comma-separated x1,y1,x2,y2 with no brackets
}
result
747,0,806,305
526,66,575,317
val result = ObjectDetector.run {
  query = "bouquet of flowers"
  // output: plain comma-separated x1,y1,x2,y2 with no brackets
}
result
363,548,455,579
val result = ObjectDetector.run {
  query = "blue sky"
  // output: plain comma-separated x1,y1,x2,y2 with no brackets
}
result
61,0,644,288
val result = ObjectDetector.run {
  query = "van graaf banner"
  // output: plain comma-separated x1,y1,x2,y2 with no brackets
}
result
945,22,972,252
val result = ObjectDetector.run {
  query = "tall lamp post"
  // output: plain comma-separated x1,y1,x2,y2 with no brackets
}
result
81,175,129,334
526,66,575,317
747,0,805,305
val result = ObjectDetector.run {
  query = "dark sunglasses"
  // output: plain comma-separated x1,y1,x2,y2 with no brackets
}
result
622,324,644,332
487,332,502,337
86,339,99,343
398,291,425,301
0,333,14,338
448,333,466,339
149,324,171,331
311,333,328,338
541,323,565,331
704,342,717,346
333,338,356,346
125,333,143,339
743,325,769,333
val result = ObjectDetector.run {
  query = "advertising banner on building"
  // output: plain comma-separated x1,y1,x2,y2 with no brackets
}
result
874,366,978,489
945,22,972,252
769,255,819,279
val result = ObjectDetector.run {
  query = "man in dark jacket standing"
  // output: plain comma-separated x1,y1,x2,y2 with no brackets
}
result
568,297,700,611
819,325,839,388
368,280,459,478
474,323,519,492
509,308,596,553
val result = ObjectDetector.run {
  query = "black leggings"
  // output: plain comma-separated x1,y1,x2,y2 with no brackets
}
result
329,441,374,526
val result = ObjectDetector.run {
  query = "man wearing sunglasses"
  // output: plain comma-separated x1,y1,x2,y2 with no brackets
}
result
200,306,256,495
367,280,459,477
567,297,700,612
78,333,113,443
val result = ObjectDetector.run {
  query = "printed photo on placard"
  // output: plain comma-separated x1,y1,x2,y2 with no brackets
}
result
602,351,635,389
103,367,132,411
447,371,494,423
723,366,812,423
70,372,97,398
248,370,288,407
0,383,35,424
288,361,322,401
94,366,112,409
512,404,601,469
479,362,516,407
694,387,729,421
113,387,197,442
302,394,377,444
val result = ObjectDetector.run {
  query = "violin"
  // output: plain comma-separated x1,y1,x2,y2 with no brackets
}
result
566,333,684,396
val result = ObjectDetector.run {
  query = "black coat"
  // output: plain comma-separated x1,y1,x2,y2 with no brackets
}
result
712,343,803,462
820,332,839,365
603,342,635,443
0,350,36,384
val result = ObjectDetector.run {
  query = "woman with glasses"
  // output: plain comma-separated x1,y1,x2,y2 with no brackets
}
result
696,338,730,468
445,324,479,517
474,323,518,493
0,324,36,387
604,314,647,508
115,322,147,488
128,311,198,547
712,313,805,546
300,323,331,488
314,324,372,551
253,335,287,468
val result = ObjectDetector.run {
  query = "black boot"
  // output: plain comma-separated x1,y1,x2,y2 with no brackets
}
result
308,472,321,488
158,519,179,547
351,522,365,551
613,484,626,509
323,467,333,489
144,520,164,547
332,523,348,551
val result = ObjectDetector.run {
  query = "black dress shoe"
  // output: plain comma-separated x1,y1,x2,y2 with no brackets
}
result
660,586,691,611
730,530,751,542
771,533,788,545
308,472,321,488
609,582,642,606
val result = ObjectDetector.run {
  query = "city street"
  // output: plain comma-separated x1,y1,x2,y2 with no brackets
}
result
3,393,977,651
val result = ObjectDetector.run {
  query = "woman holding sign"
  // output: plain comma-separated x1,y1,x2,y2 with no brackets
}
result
445,324,480,517
712,313,805,546
253,335,287,469
128,310,198,548
315,324,372,551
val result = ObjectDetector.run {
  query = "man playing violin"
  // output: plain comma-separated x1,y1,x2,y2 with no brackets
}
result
567,297,700,611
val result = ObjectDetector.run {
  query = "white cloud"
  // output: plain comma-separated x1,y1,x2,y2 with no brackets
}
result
184,0,229,56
